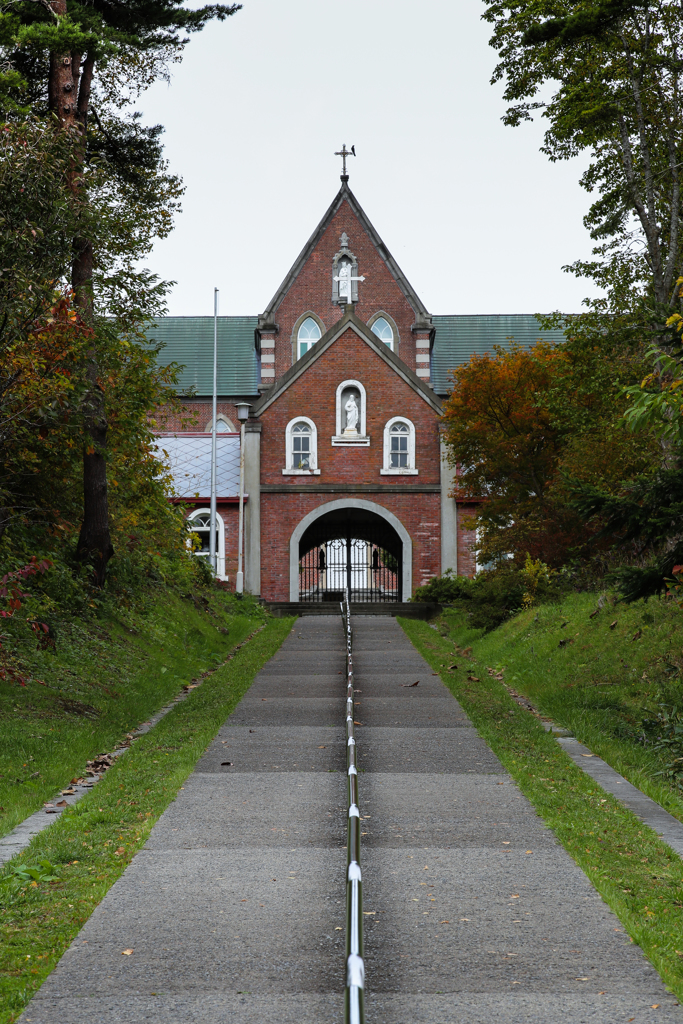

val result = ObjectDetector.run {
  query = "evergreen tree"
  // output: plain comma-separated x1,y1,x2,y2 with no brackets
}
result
0,0,240,584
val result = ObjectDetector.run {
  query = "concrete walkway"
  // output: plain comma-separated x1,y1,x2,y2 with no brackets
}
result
19,615,683,1023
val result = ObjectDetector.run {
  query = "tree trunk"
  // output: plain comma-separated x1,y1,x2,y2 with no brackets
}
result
73,236,113,587
46,12,114,586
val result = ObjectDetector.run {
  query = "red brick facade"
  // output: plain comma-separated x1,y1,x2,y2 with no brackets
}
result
267,203,420,378
159,179,480,598
256,324,443,601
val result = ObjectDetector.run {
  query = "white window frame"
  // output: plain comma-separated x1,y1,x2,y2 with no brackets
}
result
283,416,321,475
369,314,395,351
296,316,323,360
204,414,237,433
381,416,418,475
186,507,227,580
332,379,370,446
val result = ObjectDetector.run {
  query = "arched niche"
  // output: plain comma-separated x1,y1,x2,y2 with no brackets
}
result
333,379,369,446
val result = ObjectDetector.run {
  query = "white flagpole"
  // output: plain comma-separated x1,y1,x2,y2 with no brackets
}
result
210,288,218,575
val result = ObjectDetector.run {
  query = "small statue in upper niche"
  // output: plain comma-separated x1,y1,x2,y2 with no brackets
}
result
344,393,359,434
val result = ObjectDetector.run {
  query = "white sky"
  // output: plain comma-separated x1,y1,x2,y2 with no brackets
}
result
140,0,600,317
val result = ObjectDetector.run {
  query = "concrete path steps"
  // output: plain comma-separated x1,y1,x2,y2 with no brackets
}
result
18,615,683,1023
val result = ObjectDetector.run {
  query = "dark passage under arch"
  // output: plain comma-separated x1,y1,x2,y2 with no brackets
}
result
298,508,402,603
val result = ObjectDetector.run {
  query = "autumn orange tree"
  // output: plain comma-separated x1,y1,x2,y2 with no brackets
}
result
441,335,657,570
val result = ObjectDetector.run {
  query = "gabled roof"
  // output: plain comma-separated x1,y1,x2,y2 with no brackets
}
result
147,317,260,396
430,314,568,395
251,307,443,417
259,181,432,329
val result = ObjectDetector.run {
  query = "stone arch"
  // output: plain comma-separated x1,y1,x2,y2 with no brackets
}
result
289,498,412,601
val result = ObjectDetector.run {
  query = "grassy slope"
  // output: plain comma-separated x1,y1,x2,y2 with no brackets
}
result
462,592,683,823
400,602,683,1001
0,591,257,837
0,608,293,1022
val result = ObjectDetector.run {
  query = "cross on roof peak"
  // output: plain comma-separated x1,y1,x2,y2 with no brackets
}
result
335,143,356,180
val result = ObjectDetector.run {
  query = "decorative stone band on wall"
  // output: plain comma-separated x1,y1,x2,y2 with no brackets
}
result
288,497,413,602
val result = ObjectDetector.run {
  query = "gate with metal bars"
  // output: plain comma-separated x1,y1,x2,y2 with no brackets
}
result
299,535,401,603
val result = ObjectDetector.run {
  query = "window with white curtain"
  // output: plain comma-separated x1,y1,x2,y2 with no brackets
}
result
381,417,417,475
284,416,320,475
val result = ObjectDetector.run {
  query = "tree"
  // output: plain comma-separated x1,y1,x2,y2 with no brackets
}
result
442,342,572,565
441,335,657,568
483,0,683,312
0,0,240,584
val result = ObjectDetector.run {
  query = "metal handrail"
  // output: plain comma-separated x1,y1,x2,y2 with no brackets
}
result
341,589,365,1024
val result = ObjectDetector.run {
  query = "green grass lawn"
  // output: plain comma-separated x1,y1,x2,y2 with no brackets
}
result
0,605,293,1023
0,590,263,839
400,599,683,1002
449,591,683,823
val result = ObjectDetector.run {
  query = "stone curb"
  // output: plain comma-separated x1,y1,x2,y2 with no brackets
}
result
0,625,265,866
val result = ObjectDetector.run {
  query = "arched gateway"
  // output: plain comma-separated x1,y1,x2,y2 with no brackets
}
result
289,499,412,603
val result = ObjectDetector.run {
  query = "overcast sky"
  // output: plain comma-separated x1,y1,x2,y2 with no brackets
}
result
140,0,600,318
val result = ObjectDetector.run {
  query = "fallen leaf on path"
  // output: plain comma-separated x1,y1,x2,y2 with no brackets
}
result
221,762,233,766
121,949,133,956
576,977,588,981
580,754,594,757
335,927,342,931
56,800,67,807
61,789,75,795
401,681,419,687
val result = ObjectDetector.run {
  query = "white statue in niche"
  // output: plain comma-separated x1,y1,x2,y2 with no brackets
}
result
337,263,351,301
344,392,360,434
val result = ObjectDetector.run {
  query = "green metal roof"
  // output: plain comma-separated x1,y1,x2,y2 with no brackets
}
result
431,315,567,395
147,317,259,396
147,314,567,399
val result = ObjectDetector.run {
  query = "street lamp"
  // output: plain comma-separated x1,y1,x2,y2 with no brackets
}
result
235,401,251,595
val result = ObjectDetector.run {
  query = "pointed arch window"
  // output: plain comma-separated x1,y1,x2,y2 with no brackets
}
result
371,316,394,350
297,317,321,359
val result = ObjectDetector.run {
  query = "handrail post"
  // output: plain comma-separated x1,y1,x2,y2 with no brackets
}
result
343,586,365,1024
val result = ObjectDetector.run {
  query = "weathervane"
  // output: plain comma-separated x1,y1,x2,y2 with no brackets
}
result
335,143,356,180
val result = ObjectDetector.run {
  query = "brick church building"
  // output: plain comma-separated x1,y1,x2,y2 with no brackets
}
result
151,170,563,603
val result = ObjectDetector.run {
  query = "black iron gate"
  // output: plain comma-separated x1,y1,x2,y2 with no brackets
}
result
299,535,400,603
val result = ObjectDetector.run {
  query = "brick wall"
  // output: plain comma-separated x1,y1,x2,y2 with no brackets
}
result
258,325,442,600
260,491,441,601
260,327,440,486
456,503,478,578
269,200,422,379
154,399,252,434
